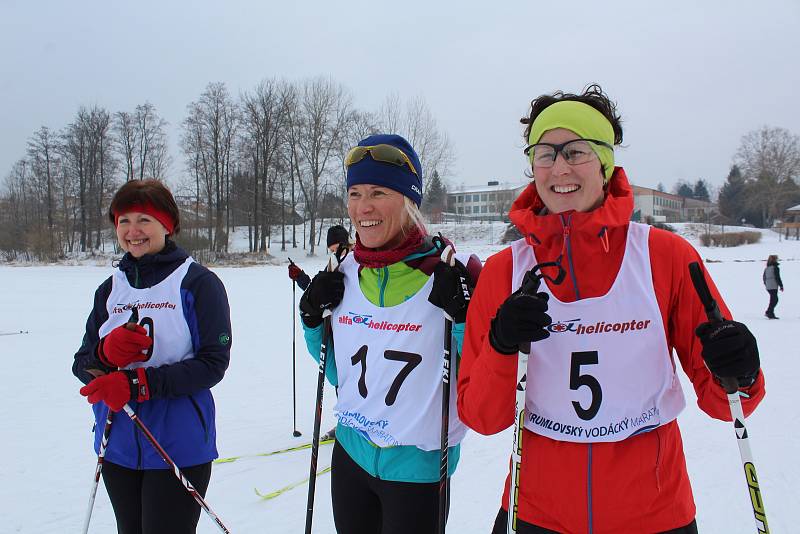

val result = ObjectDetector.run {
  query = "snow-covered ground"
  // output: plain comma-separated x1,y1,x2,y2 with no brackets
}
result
0,223,797,533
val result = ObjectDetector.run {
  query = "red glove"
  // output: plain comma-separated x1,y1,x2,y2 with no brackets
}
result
99,325,152,368
288,263,305,281
79,369,150,411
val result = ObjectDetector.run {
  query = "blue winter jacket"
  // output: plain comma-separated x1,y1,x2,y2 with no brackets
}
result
72,241,231,469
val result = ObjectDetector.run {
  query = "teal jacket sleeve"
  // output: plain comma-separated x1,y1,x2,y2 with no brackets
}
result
452,322,465,357
301,318,338,387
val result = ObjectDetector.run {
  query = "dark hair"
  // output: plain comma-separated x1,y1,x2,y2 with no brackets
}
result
520,84,623,145
108,179,180,235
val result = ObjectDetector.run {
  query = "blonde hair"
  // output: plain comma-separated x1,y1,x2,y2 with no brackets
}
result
403,196,428,236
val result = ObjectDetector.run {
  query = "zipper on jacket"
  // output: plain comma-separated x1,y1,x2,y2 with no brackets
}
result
587,443,593,534
134,264,140,288
189,394,210,443
378,267,389,307
374,446,382,480
559,214,581,300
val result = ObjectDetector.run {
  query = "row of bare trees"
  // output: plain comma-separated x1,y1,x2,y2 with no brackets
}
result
1,103,170,260
178,78,454,256
1,77,453,261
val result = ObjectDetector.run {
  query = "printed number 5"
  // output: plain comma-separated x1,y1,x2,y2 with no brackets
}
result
570,351,602,420
350,346,422,406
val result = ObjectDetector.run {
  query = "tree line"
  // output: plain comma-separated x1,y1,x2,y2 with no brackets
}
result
658,126,800,227
717,126,800,227
0,77,453,261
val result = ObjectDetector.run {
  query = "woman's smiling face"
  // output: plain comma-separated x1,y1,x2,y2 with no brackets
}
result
115,211,168,258
532,128,606,214
347,184,409,250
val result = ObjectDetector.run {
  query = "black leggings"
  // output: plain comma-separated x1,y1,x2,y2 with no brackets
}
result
330,441,448,534
491,508,698,533
766,289,779,316
102,460,212,534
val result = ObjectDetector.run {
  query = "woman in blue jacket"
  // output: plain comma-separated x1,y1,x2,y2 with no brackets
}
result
73,179,231,534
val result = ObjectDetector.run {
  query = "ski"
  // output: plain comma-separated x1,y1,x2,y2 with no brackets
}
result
214,438,334,464
0,330,29,336
255,466,332,501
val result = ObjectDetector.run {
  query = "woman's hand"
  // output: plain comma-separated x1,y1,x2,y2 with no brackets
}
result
299,271,345,327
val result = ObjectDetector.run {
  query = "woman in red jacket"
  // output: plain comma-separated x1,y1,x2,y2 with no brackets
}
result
457,85,765,534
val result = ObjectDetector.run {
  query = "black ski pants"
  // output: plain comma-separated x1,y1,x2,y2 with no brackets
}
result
102,460,212,534
766,289,779,316
330,441,449,534
491,508,698,533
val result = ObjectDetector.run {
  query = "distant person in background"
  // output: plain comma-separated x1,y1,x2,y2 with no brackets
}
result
288,225,353,290
763,254,784,319
287,224,353,441
73,178,231,534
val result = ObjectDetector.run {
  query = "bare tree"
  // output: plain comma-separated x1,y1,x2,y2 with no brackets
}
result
26,126,59,251
286,78,353,255
181,83,238,252
114,103,171,181
735,126,800,226
240,79,289,252
375,93,455,195
114,111,137,180
61,106,116,251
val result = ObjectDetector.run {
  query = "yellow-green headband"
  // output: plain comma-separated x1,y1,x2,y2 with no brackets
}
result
528,100,615,181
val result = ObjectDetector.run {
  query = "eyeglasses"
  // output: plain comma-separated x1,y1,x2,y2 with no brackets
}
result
523,139,613,168
345,144,419,176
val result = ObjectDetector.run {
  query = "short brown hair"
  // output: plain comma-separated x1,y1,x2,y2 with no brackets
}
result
521,84,623,145
108,179,180,235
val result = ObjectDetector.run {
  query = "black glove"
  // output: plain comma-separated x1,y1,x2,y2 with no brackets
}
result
428,260,473,323
695,320,760,387
299,270,345,328
489,288,552,355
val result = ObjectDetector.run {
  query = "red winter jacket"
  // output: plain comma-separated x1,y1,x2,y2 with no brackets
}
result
457,168,765,533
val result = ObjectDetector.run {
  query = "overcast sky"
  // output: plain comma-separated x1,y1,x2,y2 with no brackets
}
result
2,0,799,194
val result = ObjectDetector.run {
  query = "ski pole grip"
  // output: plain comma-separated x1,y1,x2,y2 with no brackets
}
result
688,262,739,394
688,262,723,323
519,268,542,296
125,306,139,331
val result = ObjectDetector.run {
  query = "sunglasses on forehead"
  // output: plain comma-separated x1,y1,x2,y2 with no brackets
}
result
344,144,419,177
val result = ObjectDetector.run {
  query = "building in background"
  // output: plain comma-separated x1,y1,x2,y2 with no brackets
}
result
631,184,717,223
447,180,529,221
447,181,718,224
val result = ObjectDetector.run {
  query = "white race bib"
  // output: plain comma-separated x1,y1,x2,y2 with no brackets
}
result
512,223,685,443
99,258,195,369
332,254,469,450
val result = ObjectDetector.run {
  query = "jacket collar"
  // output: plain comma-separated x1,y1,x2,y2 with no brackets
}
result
118,240,189,287
508,167,634,249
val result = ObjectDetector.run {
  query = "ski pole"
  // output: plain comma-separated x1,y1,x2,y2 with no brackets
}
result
122,404,231,533
305,246,346,534
688,262,769,534
507,262,564,534
432,235,457,534
82,306,139,534
82,406,113,533
289,258,302,438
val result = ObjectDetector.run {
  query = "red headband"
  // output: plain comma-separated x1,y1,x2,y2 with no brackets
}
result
114,203,175,235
